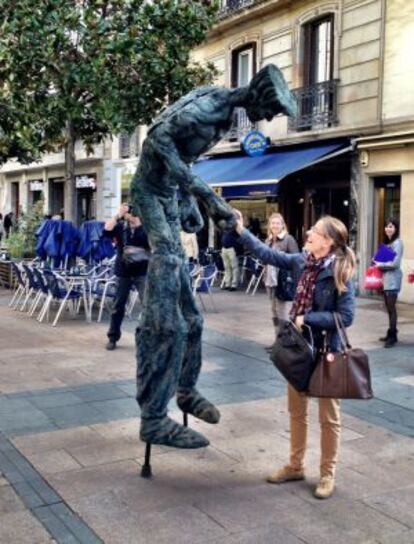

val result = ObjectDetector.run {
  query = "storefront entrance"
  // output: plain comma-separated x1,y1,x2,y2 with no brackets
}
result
76,174,97,225
11,182,20,216
77,188,96,223
373,175,401,248
279,154,351,246
50,178,65,217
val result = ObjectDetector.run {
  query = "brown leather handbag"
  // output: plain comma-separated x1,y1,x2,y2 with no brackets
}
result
307,313,373,399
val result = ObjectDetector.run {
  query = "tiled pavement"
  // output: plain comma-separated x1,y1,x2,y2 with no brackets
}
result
0,287,413,543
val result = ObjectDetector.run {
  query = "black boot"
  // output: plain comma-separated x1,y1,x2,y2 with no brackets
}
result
384,329,398,348
379,329,391,342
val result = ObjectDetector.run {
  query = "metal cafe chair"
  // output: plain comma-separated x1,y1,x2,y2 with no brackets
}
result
245,258,265,296
38,269,82,326
9,262,27,309
192,264,218,312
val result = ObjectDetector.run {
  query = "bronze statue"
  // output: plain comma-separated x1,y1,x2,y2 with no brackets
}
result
131,64,296,449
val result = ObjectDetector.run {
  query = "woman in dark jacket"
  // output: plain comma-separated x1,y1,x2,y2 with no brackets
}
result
235,213,356,500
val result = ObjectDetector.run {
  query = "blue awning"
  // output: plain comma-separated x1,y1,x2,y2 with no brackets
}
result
192,142,351,193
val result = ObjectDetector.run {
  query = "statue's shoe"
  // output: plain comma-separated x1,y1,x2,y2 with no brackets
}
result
176,389,220,424
140,416,209,449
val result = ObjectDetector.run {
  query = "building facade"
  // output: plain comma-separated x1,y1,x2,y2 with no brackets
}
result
0,127,146,225
191,0,414,302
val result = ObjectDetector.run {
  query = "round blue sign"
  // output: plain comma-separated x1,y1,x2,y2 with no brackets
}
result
242,130,268,157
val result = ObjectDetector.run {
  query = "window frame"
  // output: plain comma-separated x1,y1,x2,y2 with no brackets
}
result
303,14,334,86
231,42,257,88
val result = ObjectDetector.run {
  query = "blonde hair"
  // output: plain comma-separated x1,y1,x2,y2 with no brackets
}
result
266,213,287,243
319,215,356,293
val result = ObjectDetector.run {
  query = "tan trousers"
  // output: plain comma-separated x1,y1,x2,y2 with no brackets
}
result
287,384,341,479
222,247,239,288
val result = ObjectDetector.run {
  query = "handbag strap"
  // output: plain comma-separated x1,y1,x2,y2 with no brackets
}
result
333,312,352,350
122,222,129,248
290,321,315,352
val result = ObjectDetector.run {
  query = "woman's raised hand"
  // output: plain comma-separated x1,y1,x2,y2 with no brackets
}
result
233,209,244,234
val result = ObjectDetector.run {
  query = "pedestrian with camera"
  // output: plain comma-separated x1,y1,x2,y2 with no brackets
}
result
103,203,150,351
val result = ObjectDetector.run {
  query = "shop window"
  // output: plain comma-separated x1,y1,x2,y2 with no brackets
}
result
373,176,401,247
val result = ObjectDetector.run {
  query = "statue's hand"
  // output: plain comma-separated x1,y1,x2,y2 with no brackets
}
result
209,198,237,231
180,194,204,233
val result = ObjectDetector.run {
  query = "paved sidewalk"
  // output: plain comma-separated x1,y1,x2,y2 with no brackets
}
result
0,286,413,544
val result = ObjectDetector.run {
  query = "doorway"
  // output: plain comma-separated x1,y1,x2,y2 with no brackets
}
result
77,188,96,224
11,182,20,216
50,178,65,217
373,176,401,248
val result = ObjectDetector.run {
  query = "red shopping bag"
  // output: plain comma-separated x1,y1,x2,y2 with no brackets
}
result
408,271,414,284
364,266,383,290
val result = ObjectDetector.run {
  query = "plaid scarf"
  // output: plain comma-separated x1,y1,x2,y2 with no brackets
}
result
290,253,333,320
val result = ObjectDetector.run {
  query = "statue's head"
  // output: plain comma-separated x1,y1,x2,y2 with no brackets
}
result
244,64,297,123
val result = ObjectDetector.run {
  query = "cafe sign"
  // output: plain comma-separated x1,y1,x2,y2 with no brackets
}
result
242,130,268,157
29,180,43,191
76,175,96,189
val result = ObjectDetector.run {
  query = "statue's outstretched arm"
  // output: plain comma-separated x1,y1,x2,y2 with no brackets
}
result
154,131,236,231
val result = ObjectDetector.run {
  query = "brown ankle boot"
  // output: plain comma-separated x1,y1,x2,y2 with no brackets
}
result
266,465,305,484
314,476,335,499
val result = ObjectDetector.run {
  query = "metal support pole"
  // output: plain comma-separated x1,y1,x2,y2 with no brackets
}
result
140,443,152,478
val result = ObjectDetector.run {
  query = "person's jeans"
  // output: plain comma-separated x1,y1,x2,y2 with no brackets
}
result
107,275,146,342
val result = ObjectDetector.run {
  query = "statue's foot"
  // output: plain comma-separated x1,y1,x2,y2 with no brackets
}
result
176,389,220,424
140,416,209,449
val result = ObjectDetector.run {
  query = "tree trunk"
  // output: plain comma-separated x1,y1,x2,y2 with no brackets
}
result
64,121,77,223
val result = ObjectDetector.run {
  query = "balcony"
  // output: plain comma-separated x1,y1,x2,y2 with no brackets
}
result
226,108,255,141
288,80,339,132
219,0,259,18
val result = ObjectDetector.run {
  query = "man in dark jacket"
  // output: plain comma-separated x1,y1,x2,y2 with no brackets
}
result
103,203,150,350
3,212,14,238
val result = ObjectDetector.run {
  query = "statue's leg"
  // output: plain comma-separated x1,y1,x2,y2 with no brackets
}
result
176,263,220,424
134,188,209,448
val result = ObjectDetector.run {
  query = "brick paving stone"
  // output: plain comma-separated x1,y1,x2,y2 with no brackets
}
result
29,392,84,409
376,530,414,544
0,484,27,514
209,524,304,544
21,449,82,475
363,485,414,529
317,498,411,542
0,510,54,543
67,437,143,468
46,460,143,502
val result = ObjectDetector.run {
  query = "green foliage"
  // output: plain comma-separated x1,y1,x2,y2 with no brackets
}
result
0,0,219,163
7,200,44,259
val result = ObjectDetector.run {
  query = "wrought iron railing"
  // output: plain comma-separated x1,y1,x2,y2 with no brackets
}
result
219,0,258,18
288,79,339,132
226,107,255,141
